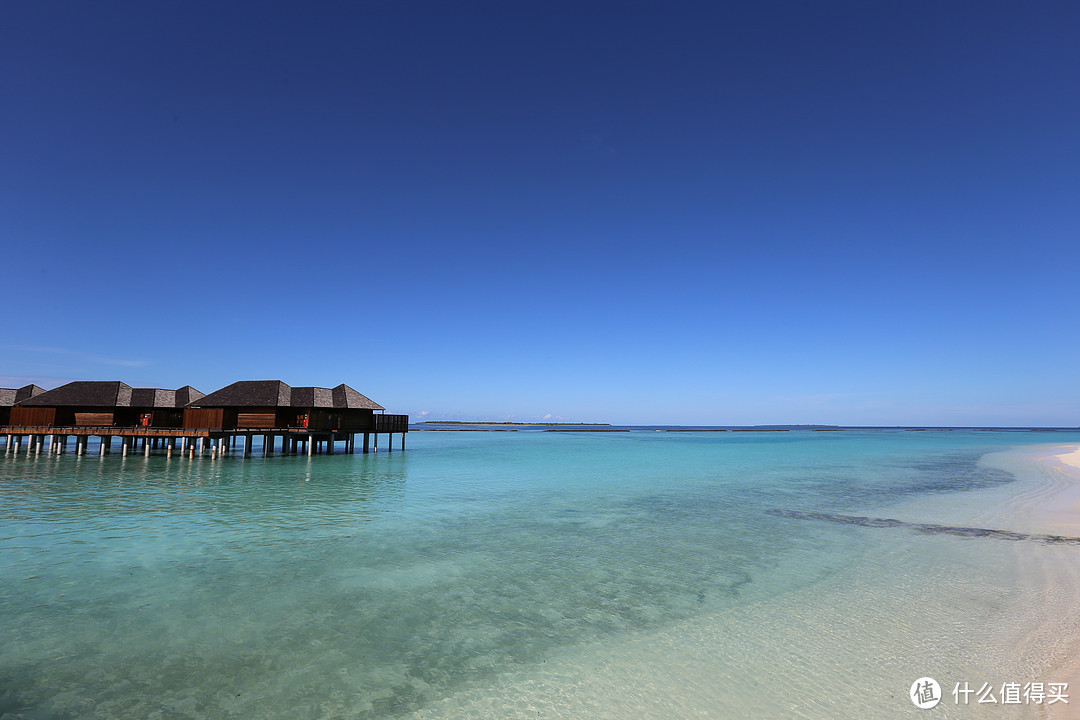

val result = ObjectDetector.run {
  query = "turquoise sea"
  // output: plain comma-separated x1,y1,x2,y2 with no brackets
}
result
3,429,1080,719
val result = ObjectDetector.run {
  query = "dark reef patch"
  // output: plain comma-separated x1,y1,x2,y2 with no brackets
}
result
768,509,1080,545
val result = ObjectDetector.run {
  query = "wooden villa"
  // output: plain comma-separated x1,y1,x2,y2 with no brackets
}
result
0,384,45,426
1,379,408,458
184,380,408,455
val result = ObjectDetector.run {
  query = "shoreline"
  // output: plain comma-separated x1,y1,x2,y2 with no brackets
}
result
1015,444,1080,717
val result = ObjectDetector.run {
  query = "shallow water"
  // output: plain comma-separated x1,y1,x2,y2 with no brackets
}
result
2,429,1079,718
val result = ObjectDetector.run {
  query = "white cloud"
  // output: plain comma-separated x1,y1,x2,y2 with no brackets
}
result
4,344,148,368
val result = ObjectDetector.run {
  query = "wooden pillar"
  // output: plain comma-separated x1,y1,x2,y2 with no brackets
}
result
307,434,314,456
363,432,370,453
167,438,174,458
401,432,406,451
121,437,130,456
244,435,252,457
197,437,204,455
264,434,272,455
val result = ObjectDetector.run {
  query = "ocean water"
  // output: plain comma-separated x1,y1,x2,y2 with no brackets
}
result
2,429,1080,719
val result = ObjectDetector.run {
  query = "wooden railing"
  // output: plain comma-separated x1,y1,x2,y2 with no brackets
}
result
0,425,207,437
374,414,410,433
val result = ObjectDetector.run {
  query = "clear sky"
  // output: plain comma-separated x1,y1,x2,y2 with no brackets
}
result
2,1,1078,426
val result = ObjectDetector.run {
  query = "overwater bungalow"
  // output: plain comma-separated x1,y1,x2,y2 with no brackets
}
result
1,379,407,457
184,380,407,455
10,381,203,428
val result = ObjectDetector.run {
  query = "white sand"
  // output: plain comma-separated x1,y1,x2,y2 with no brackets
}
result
1056,448,1080,471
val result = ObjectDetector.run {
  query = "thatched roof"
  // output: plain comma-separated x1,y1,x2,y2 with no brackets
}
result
175,386,205,407
190,381,383,411
17,382,203,409
131,388,204,408
189,380,293,408
130,388,176,408
13,380,383,411
21,381,134,407
0,384,45,407
331,384,384,410
291,387,335,408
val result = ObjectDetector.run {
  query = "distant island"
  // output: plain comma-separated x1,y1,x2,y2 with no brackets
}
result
420,421,612,427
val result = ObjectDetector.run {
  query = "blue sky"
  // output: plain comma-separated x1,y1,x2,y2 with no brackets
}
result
3,1,1078,425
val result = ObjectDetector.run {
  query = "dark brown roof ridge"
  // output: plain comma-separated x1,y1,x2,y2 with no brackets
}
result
332,383,384,411
20,381,134,408
187,380,292,408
